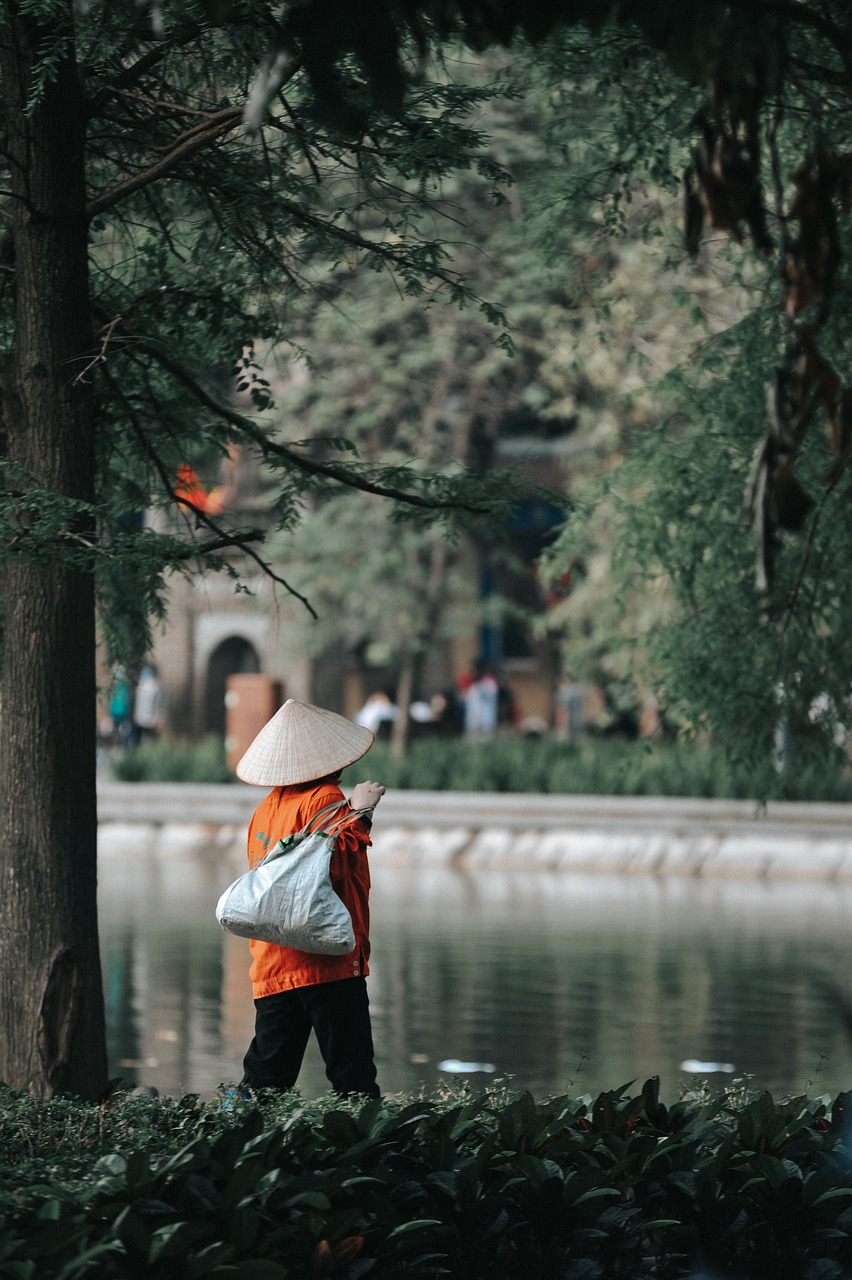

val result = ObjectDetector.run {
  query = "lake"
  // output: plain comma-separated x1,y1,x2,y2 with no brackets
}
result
98,826,852,1104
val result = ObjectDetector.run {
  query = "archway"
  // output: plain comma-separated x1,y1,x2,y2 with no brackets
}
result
204,636,260,736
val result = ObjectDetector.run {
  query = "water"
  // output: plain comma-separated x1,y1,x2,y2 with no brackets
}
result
99,833,852,1103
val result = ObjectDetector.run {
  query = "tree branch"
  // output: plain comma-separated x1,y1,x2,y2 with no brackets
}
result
788,55,852,89
721,0,852,71
97,313,495,515
86,107,243,219
100,363,319,616
92,25,204,97
107,86,223,120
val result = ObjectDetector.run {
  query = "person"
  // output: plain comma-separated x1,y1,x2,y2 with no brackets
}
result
462,659,499,738
234,697,385,1097
108,664,134,747
355,690,398,739
132,664,166,743
555,674,586,740
430,690,464,737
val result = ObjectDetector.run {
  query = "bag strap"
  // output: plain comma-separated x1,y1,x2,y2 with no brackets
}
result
298,799,347,836
323,804,374,839
292,798,374,841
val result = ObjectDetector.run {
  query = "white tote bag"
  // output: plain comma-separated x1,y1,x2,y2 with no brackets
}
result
215,800,367,954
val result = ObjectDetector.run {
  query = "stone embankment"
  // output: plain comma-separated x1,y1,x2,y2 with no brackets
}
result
97,783,852,881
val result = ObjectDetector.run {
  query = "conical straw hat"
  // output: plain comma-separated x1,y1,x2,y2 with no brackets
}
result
235,698,374,786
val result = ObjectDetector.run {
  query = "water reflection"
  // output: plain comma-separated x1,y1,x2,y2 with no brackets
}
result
98,834,852,1102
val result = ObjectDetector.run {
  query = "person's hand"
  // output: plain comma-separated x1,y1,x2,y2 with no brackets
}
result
350,780,385,812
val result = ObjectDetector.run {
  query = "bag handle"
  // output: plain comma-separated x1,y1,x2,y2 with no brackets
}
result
260,798,373,867
291,798,374,842
298,798,347,837
323,804,374,838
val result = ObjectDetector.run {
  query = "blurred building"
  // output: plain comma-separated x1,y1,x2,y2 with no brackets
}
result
112,430,576,747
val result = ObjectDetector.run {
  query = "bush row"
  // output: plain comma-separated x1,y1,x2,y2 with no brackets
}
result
108,736,234,784
345,737,852,800
110,734,852,802
3,1080,852,1278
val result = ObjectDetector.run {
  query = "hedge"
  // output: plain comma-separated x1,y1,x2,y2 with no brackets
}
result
109,735,852,802
3,1078,852,1278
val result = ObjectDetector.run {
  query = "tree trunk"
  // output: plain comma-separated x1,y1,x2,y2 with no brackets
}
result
0,6,107,1097
390,538,450,760
391,657,415,760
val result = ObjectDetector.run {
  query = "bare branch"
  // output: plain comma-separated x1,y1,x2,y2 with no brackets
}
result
277,93,323,182
73,315,124,384
86,296,494,516
788,56,852,88
168,497,319,617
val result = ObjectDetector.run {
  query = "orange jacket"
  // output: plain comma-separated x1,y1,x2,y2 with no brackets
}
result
245,781,372,998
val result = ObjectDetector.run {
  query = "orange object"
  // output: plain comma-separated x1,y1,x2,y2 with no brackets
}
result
175,463,224,515
245,781,372,998
225,675,283,773
311,1236,365,1275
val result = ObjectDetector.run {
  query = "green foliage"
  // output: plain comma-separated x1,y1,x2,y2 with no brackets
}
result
348,736,852,800
108,736,232,784
1,7,523,668
532,22,701,240
3,1079,852,1278
269,493,491,677
550,282,852,773
109,732,852,798
528,4,852,780
260,46,701,684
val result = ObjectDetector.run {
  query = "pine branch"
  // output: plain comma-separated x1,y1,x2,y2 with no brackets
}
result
86,107,243,219
105,319,496,516
100,363,319,617
727,0,852,62
107,86,224,120
92,24,205,97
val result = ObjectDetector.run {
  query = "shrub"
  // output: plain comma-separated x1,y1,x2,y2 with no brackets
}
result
109,737,232,784
2,1079,852,1278
346,737,852,802
109,733,852,801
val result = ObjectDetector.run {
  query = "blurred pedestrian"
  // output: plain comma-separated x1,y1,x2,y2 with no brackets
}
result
463,659,499,739
133,664,166,743
108,664,134,748
430,690,464,736
355,690,398,740
555,675,586,740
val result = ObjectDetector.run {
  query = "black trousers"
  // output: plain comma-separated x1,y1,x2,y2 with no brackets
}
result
242,976,379,1097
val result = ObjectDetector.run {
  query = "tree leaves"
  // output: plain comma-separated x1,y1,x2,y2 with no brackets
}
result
0,6,529,662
